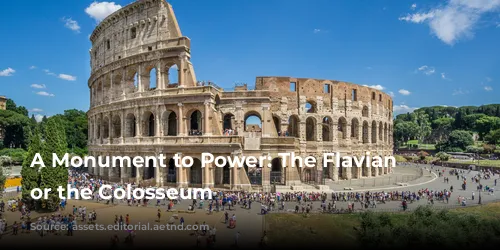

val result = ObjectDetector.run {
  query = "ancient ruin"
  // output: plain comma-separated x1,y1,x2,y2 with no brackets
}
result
87,0,394,191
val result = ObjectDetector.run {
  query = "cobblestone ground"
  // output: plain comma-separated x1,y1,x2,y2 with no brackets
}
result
1,164,498,248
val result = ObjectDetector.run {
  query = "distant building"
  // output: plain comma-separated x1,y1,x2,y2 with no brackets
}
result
0,96,6,110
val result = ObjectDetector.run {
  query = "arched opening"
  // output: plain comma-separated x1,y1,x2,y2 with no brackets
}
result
96,118,101,139
145,159,155,180
337,117,347,139
167,112,177,136
306,117,316,141
339,158,345,180
189,110,202,135
245,164,262,185
270,158,284,185
223,113,235,131
112,115,121,138
362,106,369,117
215,163,231,186
190,158,202,185
351,118,359,139
142,111,155,137
149,68,157,89
371,121,377,143
215,95,221,109
303,168,316,184
322,117,332,141
114,159,122,182
306,101,316,113
102,116,110,138
167,158,176,183
273,116,281,135
288,115,299,137
125,113,136,137
324,162,333,180
244,112,262,133
379,121,383,141
362,121,369,144
384,123,388,142
133,73,139,89
168,64,178,86
131,163,137,178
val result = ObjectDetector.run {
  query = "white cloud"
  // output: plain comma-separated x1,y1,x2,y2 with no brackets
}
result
0,67,15,76
398,0,500,45
34,114,44,123
416,65,436,75
399,89,411,95
389,91,395,97
452,88,469,95
36,91,55,97
85,2,122,22
29,66,36,70
313,29,322,33
30,108,43,112
62,17,81,33
58,74,77,81
363,84,385,91
411,3,417,10
393,104,418,114
441,72,451,80
484,86,493,91
44,69,56,76
30,84,46,89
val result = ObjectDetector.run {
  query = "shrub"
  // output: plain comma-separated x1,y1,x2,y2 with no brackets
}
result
435,152,450,161
417,151,429,160
0,148,27,164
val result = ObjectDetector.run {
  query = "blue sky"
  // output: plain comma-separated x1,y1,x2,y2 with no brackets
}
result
0,0,499,121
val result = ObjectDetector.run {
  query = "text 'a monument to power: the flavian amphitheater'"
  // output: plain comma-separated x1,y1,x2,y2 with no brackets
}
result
86,0,394,192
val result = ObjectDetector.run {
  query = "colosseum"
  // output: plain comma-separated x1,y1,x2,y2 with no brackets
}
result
87,0,394,192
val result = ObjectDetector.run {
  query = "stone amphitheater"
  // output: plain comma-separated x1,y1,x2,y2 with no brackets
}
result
87,0,394,192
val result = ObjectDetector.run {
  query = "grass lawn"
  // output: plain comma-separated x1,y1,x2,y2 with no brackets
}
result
399,140,436,150
265,202,500,247
447,159,500,167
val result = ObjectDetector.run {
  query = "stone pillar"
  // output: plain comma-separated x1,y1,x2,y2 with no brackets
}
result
156,60,163,90
135,108,140,137
261,104,270,137
365,153,371,177
121,69,127,96
155,155,162,186
203,162,213,188
177,103,185,136
178,55,185,87
230,152,240,189
204,100,212,135
110,71,114,100
176,153,188,188
316,121,322,142
155,106,161,137
107,112,112,143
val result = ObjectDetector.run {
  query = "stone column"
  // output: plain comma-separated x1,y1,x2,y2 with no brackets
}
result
230,152,240,189
176,153,188,188
316,121,322,142
110,71,114,100
204,100,212,135
121,69,127,96
178,55,185,87
156,60,163,90
121,110,125,142
155,106,161,137
177,103,185,136
203,162,213,188
261,104,270,137
155,155,162,186
135,108,140,138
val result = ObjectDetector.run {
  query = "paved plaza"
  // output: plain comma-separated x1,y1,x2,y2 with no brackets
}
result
1,164,499,248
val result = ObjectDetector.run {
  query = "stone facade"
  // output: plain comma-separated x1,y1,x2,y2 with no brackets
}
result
87,0,394,191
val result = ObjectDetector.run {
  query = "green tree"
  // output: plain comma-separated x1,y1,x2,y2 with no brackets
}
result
437,130,474,152
412,111,431,143
394,121,419,144
484,129,500,145
20,126,43,208
39,118,68,211
0,109,31,148
6,98,29,116
474,116,500,139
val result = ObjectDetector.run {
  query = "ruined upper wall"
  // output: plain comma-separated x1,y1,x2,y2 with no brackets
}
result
89,0,184,73
255,76,393,110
